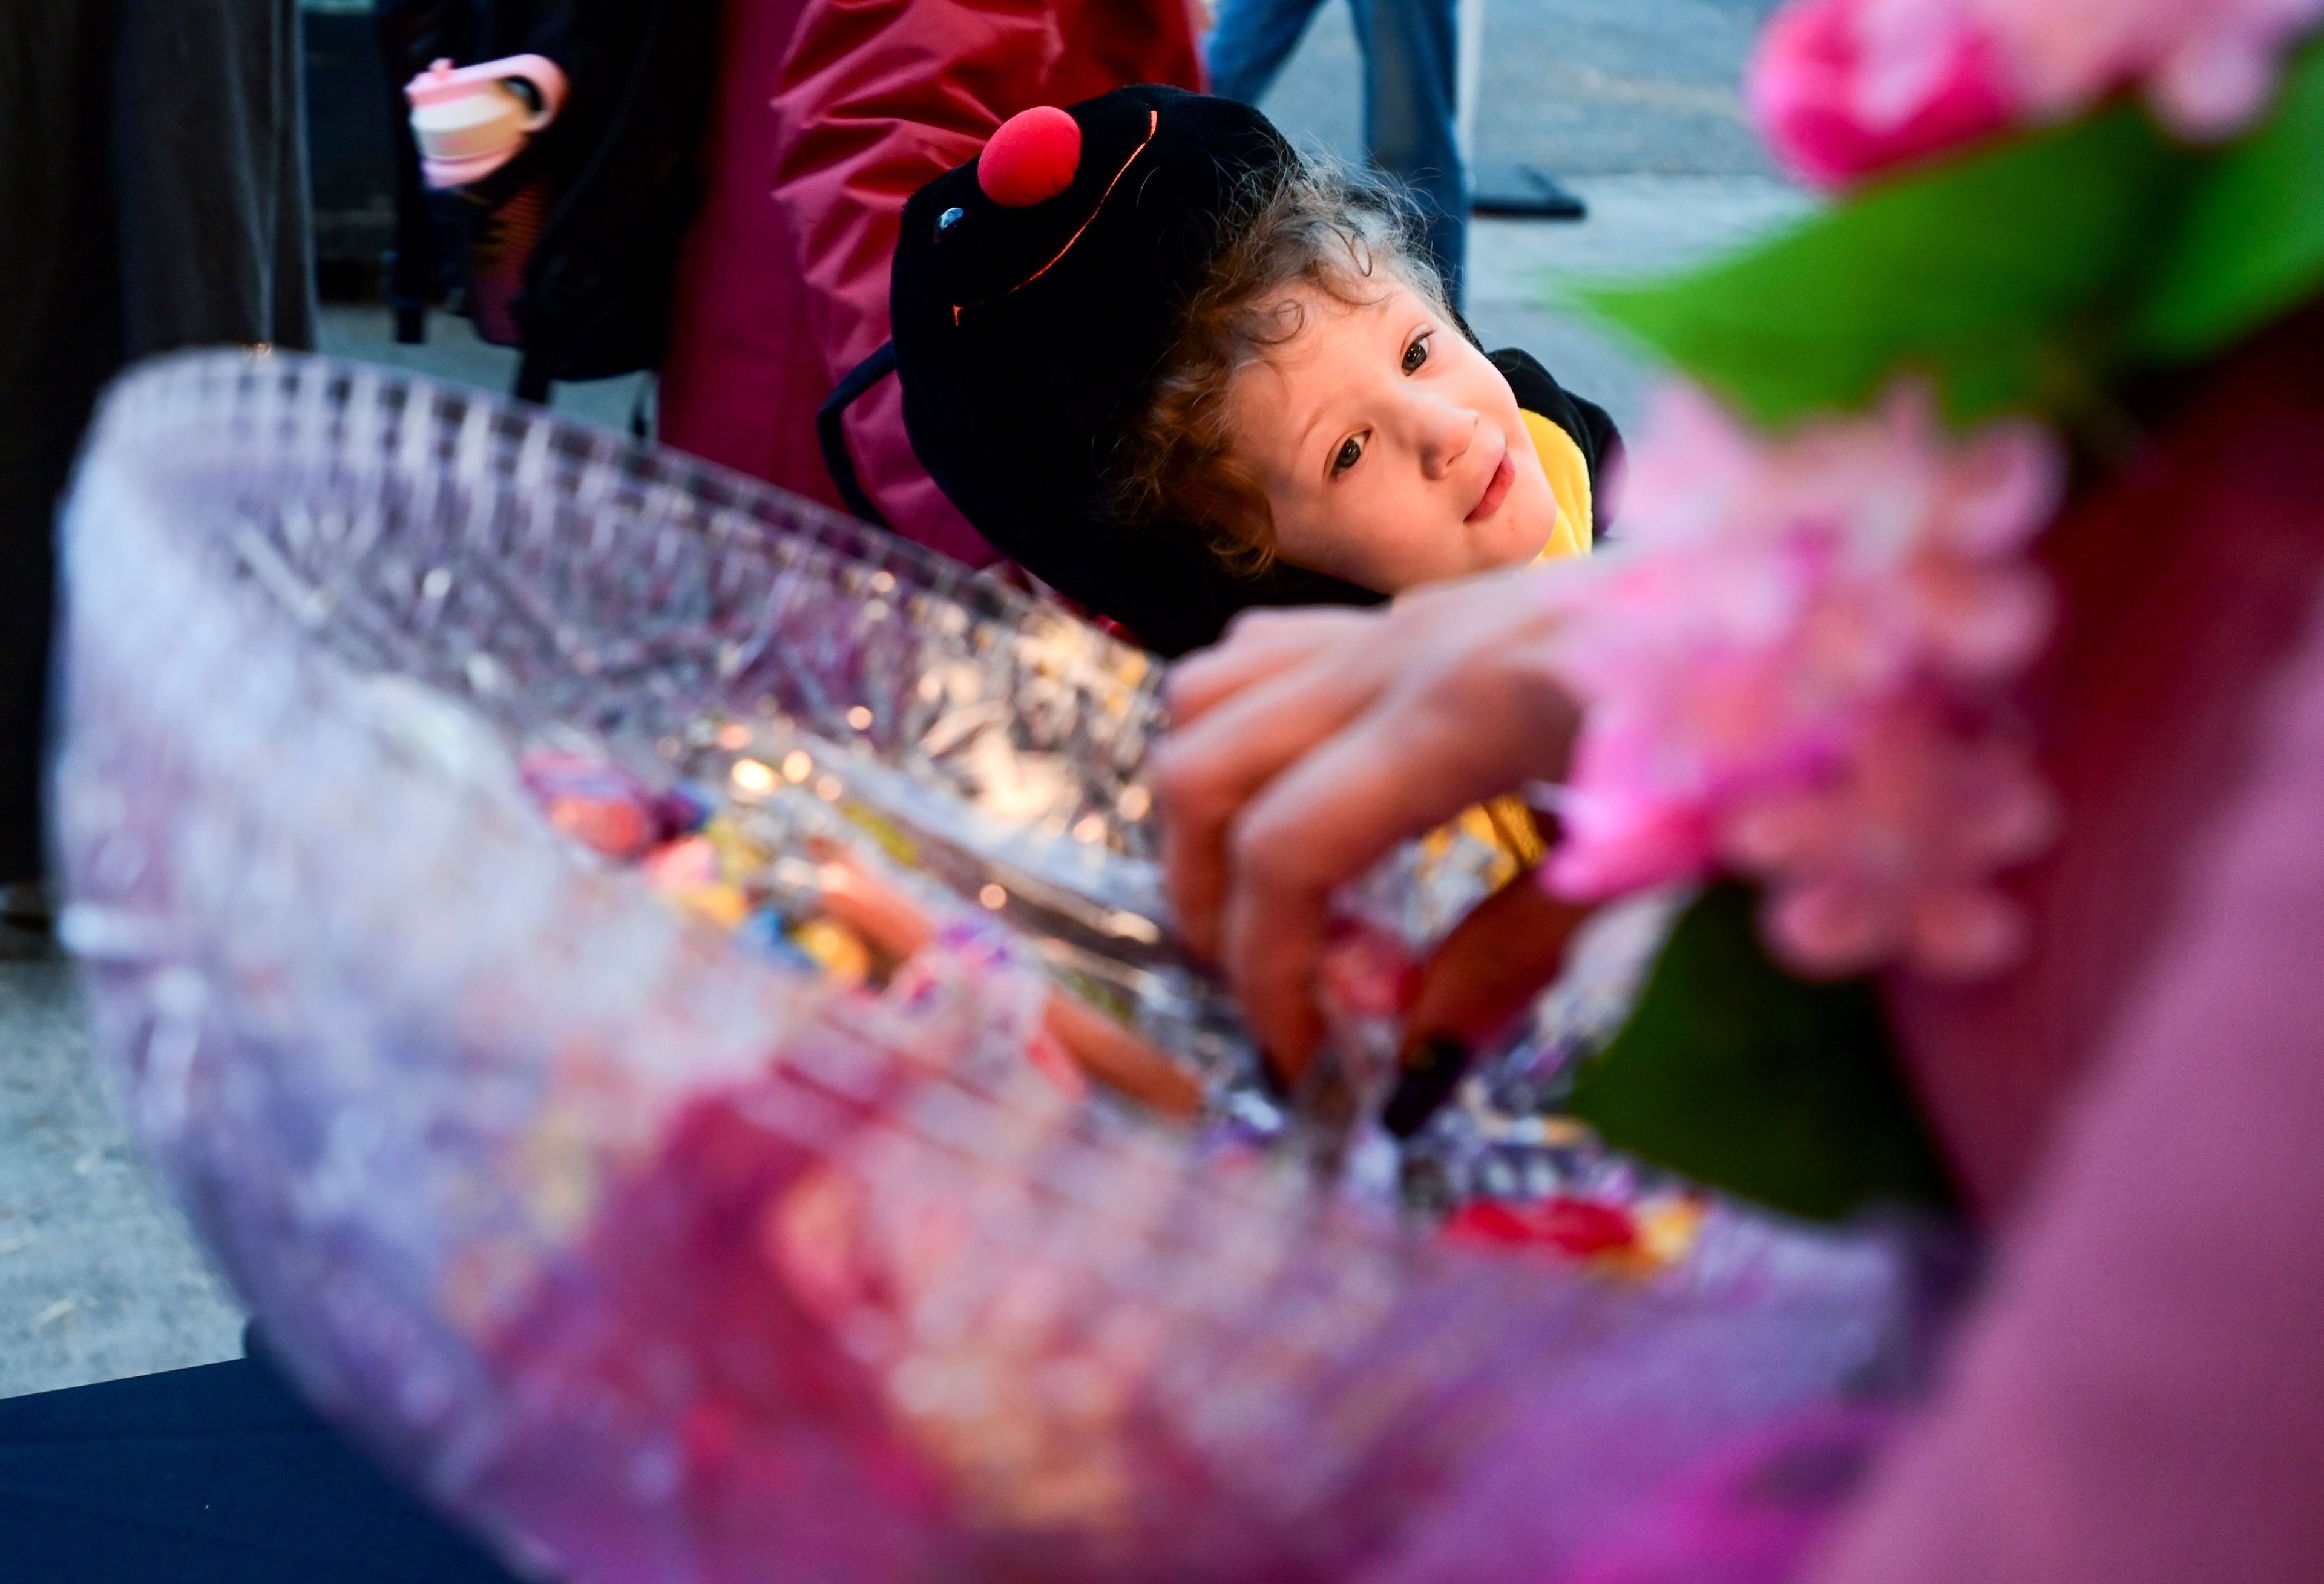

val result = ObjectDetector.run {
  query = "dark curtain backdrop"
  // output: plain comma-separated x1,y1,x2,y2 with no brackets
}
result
1,0,317,884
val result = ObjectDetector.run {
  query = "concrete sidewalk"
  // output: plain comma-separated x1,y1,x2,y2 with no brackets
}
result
0,937,243,1399
1465,177,1808,433
0,0,1810,1402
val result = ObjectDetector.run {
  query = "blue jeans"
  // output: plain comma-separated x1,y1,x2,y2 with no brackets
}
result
1206,0,1468,305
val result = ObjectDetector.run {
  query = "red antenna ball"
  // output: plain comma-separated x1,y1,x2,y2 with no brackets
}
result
977,106,1083,208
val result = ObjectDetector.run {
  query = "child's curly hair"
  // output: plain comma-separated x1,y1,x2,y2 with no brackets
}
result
1105,156,1450,573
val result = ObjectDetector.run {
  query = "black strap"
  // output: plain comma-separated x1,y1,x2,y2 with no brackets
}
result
816,341,897,528
1486,346,1621,540
375,1,457,349
514,355,551,405
629,371,655,439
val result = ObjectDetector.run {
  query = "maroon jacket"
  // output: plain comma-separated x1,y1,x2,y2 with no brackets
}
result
1801,307,2324,1584
657,0,1204,569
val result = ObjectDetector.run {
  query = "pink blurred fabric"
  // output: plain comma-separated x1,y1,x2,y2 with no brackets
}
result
656,0,1203,569
1805,307,2324,1579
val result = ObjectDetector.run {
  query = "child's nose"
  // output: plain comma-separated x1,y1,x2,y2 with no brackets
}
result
1416,401,1476,479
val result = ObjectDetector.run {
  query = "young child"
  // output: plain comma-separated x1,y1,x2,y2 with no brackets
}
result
821,84,1617,658
1102,153,1609,608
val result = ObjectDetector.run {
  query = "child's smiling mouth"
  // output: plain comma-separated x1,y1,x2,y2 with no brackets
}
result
1466,447,1516,525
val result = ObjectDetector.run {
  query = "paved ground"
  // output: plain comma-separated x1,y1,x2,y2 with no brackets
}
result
0,0,1809,1401
0,933,245,1398
1464,180,1807,433
1264,0,1783,177
312,303,654,432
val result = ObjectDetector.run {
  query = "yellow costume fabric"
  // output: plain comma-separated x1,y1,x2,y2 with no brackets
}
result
1448,406,1594,885
1523,407,1596,566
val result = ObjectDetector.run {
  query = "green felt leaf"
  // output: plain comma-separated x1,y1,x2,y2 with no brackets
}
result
2134,37,2324,360
1565,884,1955,1222
1577,106,2195,429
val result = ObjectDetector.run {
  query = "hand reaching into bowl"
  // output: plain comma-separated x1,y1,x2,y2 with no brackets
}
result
1152,567,1589,1078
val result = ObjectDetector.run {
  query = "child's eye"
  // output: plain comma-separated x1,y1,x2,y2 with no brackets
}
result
1402,334,1431,374
1331,434,1365,476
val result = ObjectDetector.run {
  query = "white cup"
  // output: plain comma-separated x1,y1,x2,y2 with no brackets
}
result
405,54,570,190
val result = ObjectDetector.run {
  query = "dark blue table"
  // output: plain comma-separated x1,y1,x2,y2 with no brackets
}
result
0,1337,524,1583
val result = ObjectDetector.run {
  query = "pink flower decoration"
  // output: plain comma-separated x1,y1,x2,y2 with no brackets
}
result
1541,384,2064,980
1991,0,2324,136
1750,0,2015,190
1751,0,2324,188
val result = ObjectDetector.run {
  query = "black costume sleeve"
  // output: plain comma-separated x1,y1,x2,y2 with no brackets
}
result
1487,347,1623,540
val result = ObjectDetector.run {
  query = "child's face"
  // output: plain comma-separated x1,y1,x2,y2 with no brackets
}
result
1225,279,1561,592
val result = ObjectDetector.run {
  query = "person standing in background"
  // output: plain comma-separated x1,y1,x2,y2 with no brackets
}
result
1,0,317,921
1204,0,1468,304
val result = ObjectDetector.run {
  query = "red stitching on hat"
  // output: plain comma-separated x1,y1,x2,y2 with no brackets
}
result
952,110,1160,326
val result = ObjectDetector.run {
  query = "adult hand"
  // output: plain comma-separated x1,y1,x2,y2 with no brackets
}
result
1152,566,1585,1074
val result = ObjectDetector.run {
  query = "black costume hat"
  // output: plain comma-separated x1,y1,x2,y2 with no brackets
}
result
819,85,1385,658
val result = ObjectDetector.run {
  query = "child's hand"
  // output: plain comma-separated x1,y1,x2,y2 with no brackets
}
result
1152,566,1585,1077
